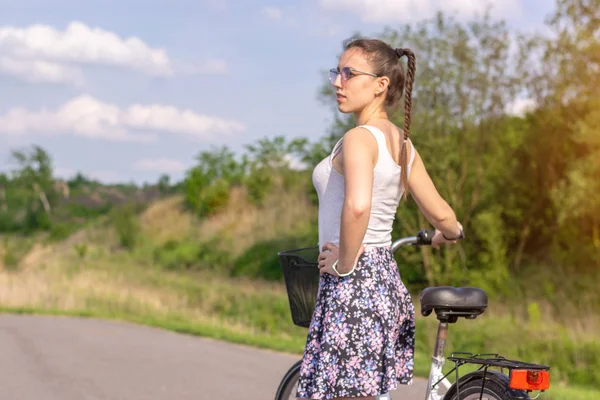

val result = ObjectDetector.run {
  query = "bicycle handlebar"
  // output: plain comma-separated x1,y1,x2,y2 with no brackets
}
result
391,229,435,254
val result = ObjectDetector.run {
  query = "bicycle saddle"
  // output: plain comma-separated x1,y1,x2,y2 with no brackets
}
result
420,286,488,323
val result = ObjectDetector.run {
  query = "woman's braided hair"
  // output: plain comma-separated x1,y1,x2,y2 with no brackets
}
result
343,38,417,199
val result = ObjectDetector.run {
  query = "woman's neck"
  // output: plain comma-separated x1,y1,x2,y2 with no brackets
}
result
354,105,388,126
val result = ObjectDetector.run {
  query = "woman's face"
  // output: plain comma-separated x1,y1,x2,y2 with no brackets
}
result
330,48,381,114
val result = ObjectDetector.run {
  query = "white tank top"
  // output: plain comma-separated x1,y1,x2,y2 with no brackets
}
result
312,125,416,250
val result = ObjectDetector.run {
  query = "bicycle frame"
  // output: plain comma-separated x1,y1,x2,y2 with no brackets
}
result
424,322,452,400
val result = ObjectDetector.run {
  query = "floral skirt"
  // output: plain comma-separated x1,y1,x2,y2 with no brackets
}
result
296,246,415,399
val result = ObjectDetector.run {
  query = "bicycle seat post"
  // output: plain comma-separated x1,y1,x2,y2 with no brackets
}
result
425,320,449,400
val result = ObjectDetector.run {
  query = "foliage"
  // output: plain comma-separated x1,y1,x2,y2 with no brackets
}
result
73,243,88,259
152,237,231,271
183,146,243,216
183,136,313,211
231,226,318,281
110,204,140,250
0,146,56,233
157,174,172,195
2,238,20,270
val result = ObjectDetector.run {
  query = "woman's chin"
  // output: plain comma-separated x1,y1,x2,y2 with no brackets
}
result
337,103,353,114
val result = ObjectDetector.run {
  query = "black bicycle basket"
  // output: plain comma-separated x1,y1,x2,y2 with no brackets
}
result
278,246,321,328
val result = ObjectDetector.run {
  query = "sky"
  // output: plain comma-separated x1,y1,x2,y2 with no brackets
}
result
0,0,557,185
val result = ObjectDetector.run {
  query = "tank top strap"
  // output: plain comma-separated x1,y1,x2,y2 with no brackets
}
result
357,125,388,158
330,136,344,158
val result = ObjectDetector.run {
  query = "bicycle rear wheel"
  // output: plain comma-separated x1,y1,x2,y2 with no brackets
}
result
444,378,529,400
275,360,302,400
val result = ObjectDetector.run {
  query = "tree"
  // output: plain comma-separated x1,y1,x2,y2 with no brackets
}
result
543,0,600,269
0,173,8,212
157,174,171,195
183,146,246,217
243,136,310,204
5,145,56,231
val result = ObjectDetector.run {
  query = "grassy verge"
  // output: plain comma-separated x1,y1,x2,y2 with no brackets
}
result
1,246,598,400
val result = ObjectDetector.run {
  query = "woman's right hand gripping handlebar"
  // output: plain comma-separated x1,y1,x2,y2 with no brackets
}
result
431,221,464,249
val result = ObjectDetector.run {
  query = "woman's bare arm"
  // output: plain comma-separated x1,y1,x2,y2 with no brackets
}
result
336,127,377,273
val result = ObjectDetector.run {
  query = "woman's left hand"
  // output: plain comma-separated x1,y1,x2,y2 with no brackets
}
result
318,242,364,276
318,242,339,275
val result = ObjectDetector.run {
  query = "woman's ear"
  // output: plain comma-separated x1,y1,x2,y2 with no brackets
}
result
376,76,390,95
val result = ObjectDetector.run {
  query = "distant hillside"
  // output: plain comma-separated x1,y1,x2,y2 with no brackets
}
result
55,180,162,209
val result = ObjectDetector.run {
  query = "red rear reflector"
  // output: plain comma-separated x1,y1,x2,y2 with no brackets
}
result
509,370,550,391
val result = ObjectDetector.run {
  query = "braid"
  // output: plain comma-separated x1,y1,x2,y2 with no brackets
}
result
402,48,416,141
396,48,416,199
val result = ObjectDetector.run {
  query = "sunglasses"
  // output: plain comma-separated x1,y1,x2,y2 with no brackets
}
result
329,67,379,85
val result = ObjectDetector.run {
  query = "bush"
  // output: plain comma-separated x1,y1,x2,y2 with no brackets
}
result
152,237,231,270
1,237,33,271
199,178,231,216
2,240,20,271
48,222,79,242
73,243,88,259
110,204,140,250
244,169,272,205
63,202,112,219
185,176,231,217
0,212,19,232
153,240,199,270
231,234,316,281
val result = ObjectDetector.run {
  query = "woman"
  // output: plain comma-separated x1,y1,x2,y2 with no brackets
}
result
296,37,464,400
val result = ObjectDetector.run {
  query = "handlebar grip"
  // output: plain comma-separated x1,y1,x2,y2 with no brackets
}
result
417,229,435,246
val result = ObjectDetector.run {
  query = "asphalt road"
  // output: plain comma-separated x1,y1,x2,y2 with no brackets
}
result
0,314,428,399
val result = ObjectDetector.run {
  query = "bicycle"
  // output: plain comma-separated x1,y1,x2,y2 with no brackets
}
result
275,230,551,400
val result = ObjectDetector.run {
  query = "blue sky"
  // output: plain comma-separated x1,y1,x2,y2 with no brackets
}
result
0,0,556,185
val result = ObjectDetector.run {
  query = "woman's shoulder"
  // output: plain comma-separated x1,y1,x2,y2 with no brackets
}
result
343,126,379,144
342,126,378,161
342,126,379,155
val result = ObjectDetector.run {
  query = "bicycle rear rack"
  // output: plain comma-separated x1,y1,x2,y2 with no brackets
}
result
432,353,550,400
447,353,550,371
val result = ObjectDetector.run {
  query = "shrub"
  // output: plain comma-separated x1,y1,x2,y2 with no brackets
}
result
110,204,140,250
231,234,316,281
152,237,231,271
74,243,88,259
2,240,20,271
244,169,272,205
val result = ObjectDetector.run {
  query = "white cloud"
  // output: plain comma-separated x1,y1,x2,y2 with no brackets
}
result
262,7,284,20
0,95,246,142
505,97,537,117
133,158,187,173
0,56,83,85
319,0,522,23
0,21,227,84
